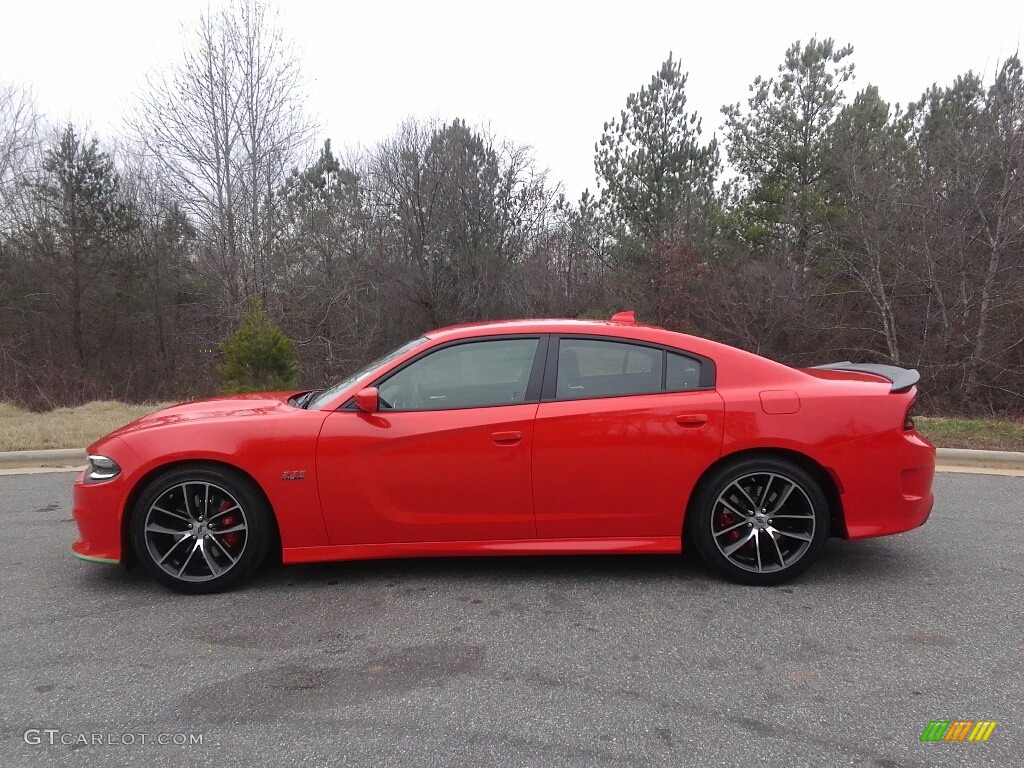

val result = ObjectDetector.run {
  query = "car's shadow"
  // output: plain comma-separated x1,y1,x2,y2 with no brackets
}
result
815,537,928,583
259,551,709,589
248,536,925,591
80,536,927,595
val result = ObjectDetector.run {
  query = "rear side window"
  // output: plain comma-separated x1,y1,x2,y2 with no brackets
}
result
666,352,702,392
553,339,710,400
556,339,663,399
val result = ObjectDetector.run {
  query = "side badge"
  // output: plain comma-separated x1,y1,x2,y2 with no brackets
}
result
281,470,306,481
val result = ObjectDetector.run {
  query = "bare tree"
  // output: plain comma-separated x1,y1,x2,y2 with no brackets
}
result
275,140,380,383
828,86,913,365
0,82,40,224
365,118,553,329
902,61,1024,410
128,0,316,317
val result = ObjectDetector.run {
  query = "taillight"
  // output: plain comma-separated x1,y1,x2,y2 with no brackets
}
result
903,399,917,430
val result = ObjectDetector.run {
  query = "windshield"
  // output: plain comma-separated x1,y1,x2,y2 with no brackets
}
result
306,337,428,410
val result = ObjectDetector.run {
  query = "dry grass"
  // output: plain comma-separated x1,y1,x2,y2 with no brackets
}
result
2,401,1022,454
0,401,177,452
916,416,1024,452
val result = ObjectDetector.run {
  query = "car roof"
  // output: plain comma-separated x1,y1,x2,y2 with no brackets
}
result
421,317,804,390
424,317,665,341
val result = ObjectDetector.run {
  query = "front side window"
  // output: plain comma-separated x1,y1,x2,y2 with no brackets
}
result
308,336,428,410
378,338,539,410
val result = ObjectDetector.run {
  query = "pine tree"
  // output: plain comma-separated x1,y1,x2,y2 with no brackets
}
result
595,54,720,248
25,125,135,371
722,38,854,273
220,299,299,393
594,54,720,318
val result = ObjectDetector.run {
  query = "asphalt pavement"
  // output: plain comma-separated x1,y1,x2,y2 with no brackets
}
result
0,471,1020,768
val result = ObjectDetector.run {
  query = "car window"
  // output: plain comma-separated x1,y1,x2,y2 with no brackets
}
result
307,336,428,410
556,339,663,399
666,352,702,391
378,338,539,410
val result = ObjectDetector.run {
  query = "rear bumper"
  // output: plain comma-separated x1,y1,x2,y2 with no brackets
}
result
821,428,936,540
71,472,127,564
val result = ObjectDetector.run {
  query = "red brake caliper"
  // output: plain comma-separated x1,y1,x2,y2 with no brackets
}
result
717,511,741,542
218,500,241,549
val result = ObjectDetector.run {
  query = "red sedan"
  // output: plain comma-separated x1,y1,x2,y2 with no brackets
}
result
72,312,935,593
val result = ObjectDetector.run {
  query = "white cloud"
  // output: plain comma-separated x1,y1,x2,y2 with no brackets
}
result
3,0,1022,197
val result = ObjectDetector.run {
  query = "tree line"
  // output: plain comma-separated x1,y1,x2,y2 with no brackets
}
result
1,1,1021,414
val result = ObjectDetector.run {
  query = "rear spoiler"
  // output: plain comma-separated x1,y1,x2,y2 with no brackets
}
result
811,361,920,393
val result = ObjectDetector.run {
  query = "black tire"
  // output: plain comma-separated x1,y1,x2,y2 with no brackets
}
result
687,456,829,586
130,465,274,594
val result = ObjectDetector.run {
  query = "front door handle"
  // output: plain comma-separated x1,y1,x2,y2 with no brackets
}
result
492,430,523,445
675,413,708,427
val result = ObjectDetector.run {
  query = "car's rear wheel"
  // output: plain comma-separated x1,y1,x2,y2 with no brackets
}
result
130,465,273,594
688,457,829,585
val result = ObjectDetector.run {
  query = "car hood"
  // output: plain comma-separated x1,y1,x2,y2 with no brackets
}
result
97,391,301,444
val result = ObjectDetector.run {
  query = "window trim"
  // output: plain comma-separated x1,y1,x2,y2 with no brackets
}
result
541,334,716,402
343,334,549,412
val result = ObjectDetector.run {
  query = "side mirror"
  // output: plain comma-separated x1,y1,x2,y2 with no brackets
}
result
354,387,379,413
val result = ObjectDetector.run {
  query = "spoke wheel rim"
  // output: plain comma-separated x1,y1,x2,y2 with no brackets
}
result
143,481,248,583
710,471,816,574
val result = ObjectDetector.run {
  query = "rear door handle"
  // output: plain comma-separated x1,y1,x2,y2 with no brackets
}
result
675,413,708,427
492,430,523,445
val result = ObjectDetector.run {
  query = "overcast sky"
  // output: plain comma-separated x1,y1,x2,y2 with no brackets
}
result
2,0,1022,197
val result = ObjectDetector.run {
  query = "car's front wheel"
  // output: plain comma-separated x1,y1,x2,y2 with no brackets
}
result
130,465,273,594
688,457,829,585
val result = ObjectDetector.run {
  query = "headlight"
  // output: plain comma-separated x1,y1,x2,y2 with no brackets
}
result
86,454,121,483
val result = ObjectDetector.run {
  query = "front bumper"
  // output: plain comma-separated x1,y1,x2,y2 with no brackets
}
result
71,471,127,564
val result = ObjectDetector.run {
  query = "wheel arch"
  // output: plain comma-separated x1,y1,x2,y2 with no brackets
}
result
119,459,282,568
684,447,847,542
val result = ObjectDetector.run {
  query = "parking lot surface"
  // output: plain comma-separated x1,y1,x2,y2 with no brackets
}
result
1,471,1020,767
